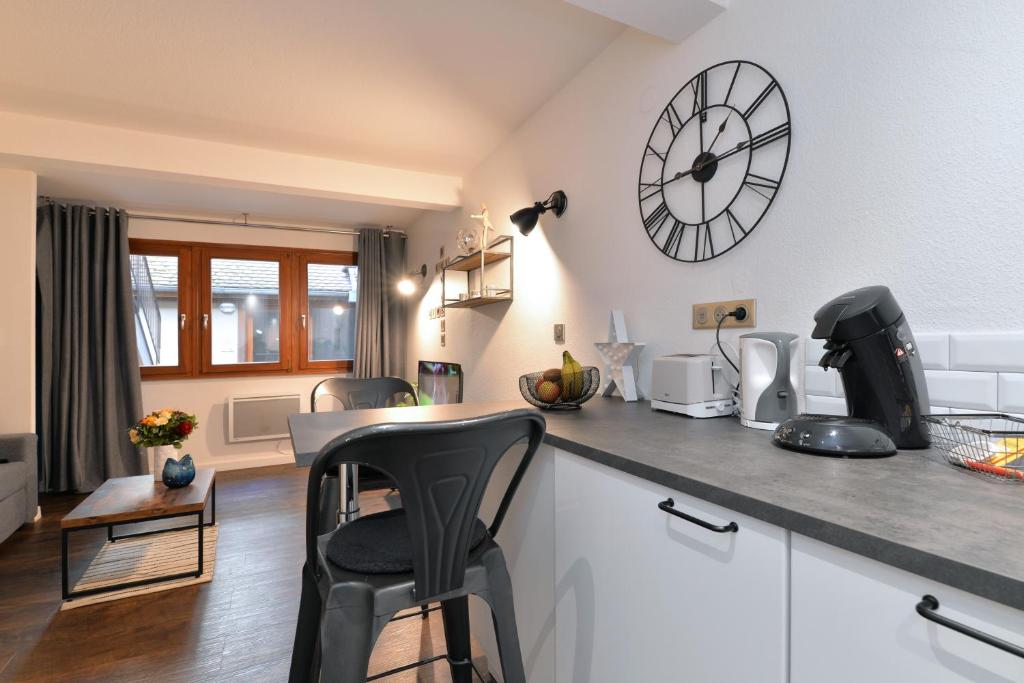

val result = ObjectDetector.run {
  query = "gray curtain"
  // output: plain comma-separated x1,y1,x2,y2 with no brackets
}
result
354,227,406,378
36,202,145,492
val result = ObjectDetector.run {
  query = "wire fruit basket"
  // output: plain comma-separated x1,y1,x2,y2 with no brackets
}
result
519,367,600,410
923,413,1024,482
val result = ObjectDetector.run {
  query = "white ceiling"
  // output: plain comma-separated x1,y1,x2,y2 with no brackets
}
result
0,0,624,178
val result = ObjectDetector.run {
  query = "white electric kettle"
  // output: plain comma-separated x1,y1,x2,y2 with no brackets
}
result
739,333,804,430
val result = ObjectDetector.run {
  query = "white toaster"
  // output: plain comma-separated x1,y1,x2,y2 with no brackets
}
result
650,354,735,418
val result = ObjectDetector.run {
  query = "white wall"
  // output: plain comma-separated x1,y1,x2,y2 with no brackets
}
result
130,215,356,470
406,0,1024,401
0,169,36,433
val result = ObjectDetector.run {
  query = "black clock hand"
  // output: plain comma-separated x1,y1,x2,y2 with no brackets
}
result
707,139,752,165
655,146,730,189
655,130,760,190
653,166,702,188
706,112,731,154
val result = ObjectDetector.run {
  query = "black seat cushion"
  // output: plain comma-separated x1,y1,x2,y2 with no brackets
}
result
326,508,490,574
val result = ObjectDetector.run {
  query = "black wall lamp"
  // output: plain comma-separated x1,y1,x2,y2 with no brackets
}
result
510,190,567,236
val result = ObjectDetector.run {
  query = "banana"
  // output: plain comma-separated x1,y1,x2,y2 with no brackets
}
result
561,350,585,401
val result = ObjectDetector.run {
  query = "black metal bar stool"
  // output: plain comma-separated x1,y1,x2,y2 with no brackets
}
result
310,376,418,532
288,408,545,683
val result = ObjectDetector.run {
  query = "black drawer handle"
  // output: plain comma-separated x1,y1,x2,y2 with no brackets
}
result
916,595,1024,659
658,498,738,534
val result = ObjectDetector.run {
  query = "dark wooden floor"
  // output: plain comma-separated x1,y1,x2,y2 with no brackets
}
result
0,465,489,682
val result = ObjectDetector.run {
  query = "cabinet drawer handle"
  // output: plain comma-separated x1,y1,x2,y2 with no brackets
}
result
916,595,1024,659
658,498,738,534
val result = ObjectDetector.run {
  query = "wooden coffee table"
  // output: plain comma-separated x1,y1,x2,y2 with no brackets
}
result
60,468,216,600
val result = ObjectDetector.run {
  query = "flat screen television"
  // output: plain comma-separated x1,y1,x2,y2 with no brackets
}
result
417,360,463,405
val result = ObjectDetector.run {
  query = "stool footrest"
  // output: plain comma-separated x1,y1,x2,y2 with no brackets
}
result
366,654,447,681
389,604,441,622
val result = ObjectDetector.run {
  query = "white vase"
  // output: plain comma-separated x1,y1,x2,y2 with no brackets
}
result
152,445,177,482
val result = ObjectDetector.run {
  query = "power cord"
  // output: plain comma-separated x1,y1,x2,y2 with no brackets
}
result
715,307,745,375
715,307,748,416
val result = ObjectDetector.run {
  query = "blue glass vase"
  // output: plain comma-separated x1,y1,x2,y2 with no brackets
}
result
162,453,196,488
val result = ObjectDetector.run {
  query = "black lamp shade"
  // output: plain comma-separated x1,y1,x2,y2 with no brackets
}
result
510,191,567,236
510,204,542,236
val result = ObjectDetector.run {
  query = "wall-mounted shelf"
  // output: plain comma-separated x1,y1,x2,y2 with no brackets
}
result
444,249,511,272
442,234,513,309
444,293,512,309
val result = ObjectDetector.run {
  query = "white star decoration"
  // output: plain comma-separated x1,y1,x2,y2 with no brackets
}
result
594,311,645,402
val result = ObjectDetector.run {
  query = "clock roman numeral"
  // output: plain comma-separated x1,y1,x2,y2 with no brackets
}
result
692,223,715,261
663,220,686,258
725,209,747,243
662,104,683,136
723,62,741,106
743,173,780,200
638,182,663,202
742,80,778,120
643,201,671,238
692,71,708,121
646,143,666,162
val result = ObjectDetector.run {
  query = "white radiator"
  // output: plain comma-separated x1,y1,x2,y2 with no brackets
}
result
227,393,302,443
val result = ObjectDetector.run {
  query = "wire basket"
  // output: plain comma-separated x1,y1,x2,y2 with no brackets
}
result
519,367,600,410
923,413,1024,482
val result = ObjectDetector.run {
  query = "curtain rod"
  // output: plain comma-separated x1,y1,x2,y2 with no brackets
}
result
37,198,405,237
127,213,405,237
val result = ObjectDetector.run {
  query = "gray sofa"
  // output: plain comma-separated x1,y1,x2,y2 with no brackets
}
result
0,434,37,544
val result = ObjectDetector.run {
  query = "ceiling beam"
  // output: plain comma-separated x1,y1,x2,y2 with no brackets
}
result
0,110,462,211
563,0,728,43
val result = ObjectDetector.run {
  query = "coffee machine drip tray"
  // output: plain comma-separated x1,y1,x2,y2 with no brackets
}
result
773,415,897,458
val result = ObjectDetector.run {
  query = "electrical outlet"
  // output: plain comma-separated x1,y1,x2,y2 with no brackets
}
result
692,299,756,329
554,323,565,344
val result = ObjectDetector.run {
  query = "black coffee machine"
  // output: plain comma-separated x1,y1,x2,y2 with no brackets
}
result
774,286,931,457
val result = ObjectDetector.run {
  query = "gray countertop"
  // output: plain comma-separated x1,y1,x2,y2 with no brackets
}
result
289,398,1024,610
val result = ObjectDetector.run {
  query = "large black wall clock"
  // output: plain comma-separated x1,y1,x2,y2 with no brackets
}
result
638,60,791,262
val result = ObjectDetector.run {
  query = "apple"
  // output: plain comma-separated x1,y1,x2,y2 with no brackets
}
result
536,380,561,404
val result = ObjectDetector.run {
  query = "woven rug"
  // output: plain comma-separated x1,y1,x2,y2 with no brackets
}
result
61,525,218,610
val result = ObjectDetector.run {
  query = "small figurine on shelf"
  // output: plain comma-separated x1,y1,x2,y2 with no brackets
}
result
470,204,497,246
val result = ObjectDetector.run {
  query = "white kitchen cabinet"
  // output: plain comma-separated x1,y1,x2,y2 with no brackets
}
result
791,534,1024,682
553,449,788,682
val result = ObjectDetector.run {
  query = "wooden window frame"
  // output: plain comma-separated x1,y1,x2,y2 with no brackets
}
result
130,239,196,380
296,251,358,374
129,239,357,380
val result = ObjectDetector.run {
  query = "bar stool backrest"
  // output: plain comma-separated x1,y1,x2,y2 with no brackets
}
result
311,377,417,413
307,409,545,601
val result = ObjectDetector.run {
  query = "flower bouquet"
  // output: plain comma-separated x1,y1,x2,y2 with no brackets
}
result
129,409,198,481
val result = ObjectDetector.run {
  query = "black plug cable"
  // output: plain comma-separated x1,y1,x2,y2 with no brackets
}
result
714,306,748,415
716,307,744,375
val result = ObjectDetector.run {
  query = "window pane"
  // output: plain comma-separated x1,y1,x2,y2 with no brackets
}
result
307,263,357,361
210,258,280,365
130,254,179,367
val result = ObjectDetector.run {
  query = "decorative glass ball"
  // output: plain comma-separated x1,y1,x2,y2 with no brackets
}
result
456,228,479,255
